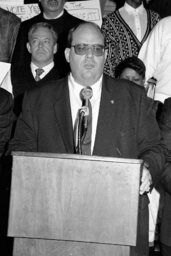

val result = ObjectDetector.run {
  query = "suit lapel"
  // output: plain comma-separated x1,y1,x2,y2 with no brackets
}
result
93,76,122,157
54,78,75,153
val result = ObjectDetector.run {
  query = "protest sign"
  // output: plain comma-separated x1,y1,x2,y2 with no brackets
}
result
0,0,102,26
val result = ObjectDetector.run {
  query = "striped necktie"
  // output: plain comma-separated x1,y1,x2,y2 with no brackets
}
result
35,68,44,81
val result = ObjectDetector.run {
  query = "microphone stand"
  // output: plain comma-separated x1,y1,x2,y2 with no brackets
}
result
77,109,87,154
76,86,92,154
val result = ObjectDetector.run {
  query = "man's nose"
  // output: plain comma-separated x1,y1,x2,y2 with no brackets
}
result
38,41,44,48
85,47,94,57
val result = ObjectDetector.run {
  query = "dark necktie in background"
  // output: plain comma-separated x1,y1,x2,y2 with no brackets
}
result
76,86,93,155
35,68,44,81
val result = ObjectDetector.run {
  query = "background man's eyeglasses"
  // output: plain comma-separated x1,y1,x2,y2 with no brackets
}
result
71,44,105,56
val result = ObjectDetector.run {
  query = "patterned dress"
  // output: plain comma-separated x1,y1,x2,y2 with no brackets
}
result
101,9,160,78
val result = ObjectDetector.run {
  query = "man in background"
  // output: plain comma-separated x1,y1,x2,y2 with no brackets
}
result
12,22,59,116
101,0,160,77
138,16,171,104
11,0,83,79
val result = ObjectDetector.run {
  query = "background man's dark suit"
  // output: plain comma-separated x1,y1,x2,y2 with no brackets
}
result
11,75,165,255
12,65,59,117
0,88,13,256
157,98,171,254
11,10,82,78
0,88,13,157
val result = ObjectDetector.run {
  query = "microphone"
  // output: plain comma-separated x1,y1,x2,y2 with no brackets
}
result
80,86,93,130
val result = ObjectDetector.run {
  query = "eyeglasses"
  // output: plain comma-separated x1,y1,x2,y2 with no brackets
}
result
71,44,105,56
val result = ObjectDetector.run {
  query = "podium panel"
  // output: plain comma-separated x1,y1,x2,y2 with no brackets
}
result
8,152,142,256
13,238,130,256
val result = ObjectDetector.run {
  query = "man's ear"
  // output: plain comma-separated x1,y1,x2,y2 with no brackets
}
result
53,43,57,54
26,42,31,53
65,48,70,63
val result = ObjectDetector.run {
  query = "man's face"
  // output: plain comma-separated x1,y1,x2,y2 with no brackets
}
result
39,0,66,15
126,0,143,8
27,26,57,67
65,24,107,86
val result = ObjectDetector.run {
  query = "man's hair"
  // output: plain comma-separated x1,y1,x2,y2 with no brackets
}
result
115,56,146,79
66,21,105,48
28,22,58,43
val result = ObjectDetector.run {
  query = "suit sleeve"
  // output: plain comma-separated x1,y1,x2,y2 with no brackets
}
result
10,90,38,153
138,20,162,83
157,98,171,195
0,89,13,157
137,91,165,185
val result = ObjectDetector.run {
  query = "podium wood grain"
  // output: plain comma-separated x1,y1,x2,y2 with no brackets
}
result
8,152,141,256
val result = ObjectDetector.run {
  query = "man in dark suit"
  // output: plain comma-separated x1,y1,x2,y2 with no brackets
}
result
0,88,13,256
12,22,60,116
157,98,171,256
11,21,165,256
11,0,83,79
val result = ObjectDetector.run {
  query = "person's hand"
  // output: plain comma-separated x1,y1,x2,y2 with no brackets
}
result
139,165,152,195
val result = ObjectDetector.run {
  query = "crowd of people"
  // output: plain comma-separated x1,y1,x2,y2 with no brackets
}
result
0,0,171,256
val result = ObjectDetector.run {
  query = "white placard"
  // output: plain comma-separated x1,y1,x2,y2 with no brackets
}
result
0,0,23,4
65,0,102,27
0,4,40,21
0,0,102,26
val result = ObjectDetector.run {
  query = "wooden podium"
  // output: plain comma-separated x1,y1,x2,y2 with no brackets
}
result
8,152,142,256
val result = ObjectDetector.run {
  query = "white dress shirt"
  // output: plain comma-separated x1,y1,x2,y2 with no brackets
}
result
119,2,147,41
31,62,54,80
68,73,103,154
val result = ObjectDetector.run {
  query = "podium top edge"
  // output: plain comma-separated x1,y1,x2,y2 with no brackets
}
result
12,151,143,164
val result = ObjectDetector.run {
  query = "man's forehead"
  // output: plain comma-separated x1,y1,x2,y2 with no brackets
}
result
72,24,104,43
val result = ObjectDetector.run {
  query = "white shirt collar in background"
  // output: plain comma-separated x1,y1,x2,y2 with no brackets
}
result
31,61,54,80
119,3,147,41
43,10,64,20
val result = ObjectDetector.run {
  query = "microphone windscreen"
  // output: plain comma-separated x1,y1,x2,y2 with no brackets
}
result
80,86,93,101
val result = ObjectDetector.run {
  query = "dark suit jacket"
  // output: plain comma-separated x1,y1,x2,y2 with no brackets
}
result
0,88,13,157
148,0,171,18
158,97,171,246
11,10,83,78
11,75,165,255
12,65,59,116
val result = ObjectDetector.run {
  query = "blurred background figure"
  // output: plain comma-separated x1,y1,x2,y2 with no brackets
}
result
115,56,145,86
139,16,171,104
101,0,160,78
12,22,59,117
0,7,20,63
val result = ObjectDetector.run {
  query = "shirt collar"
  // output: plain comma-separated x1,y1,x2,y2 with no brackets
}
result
43,10,64,20
31,61,54,75
123,2,145,14
68,73,103,102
